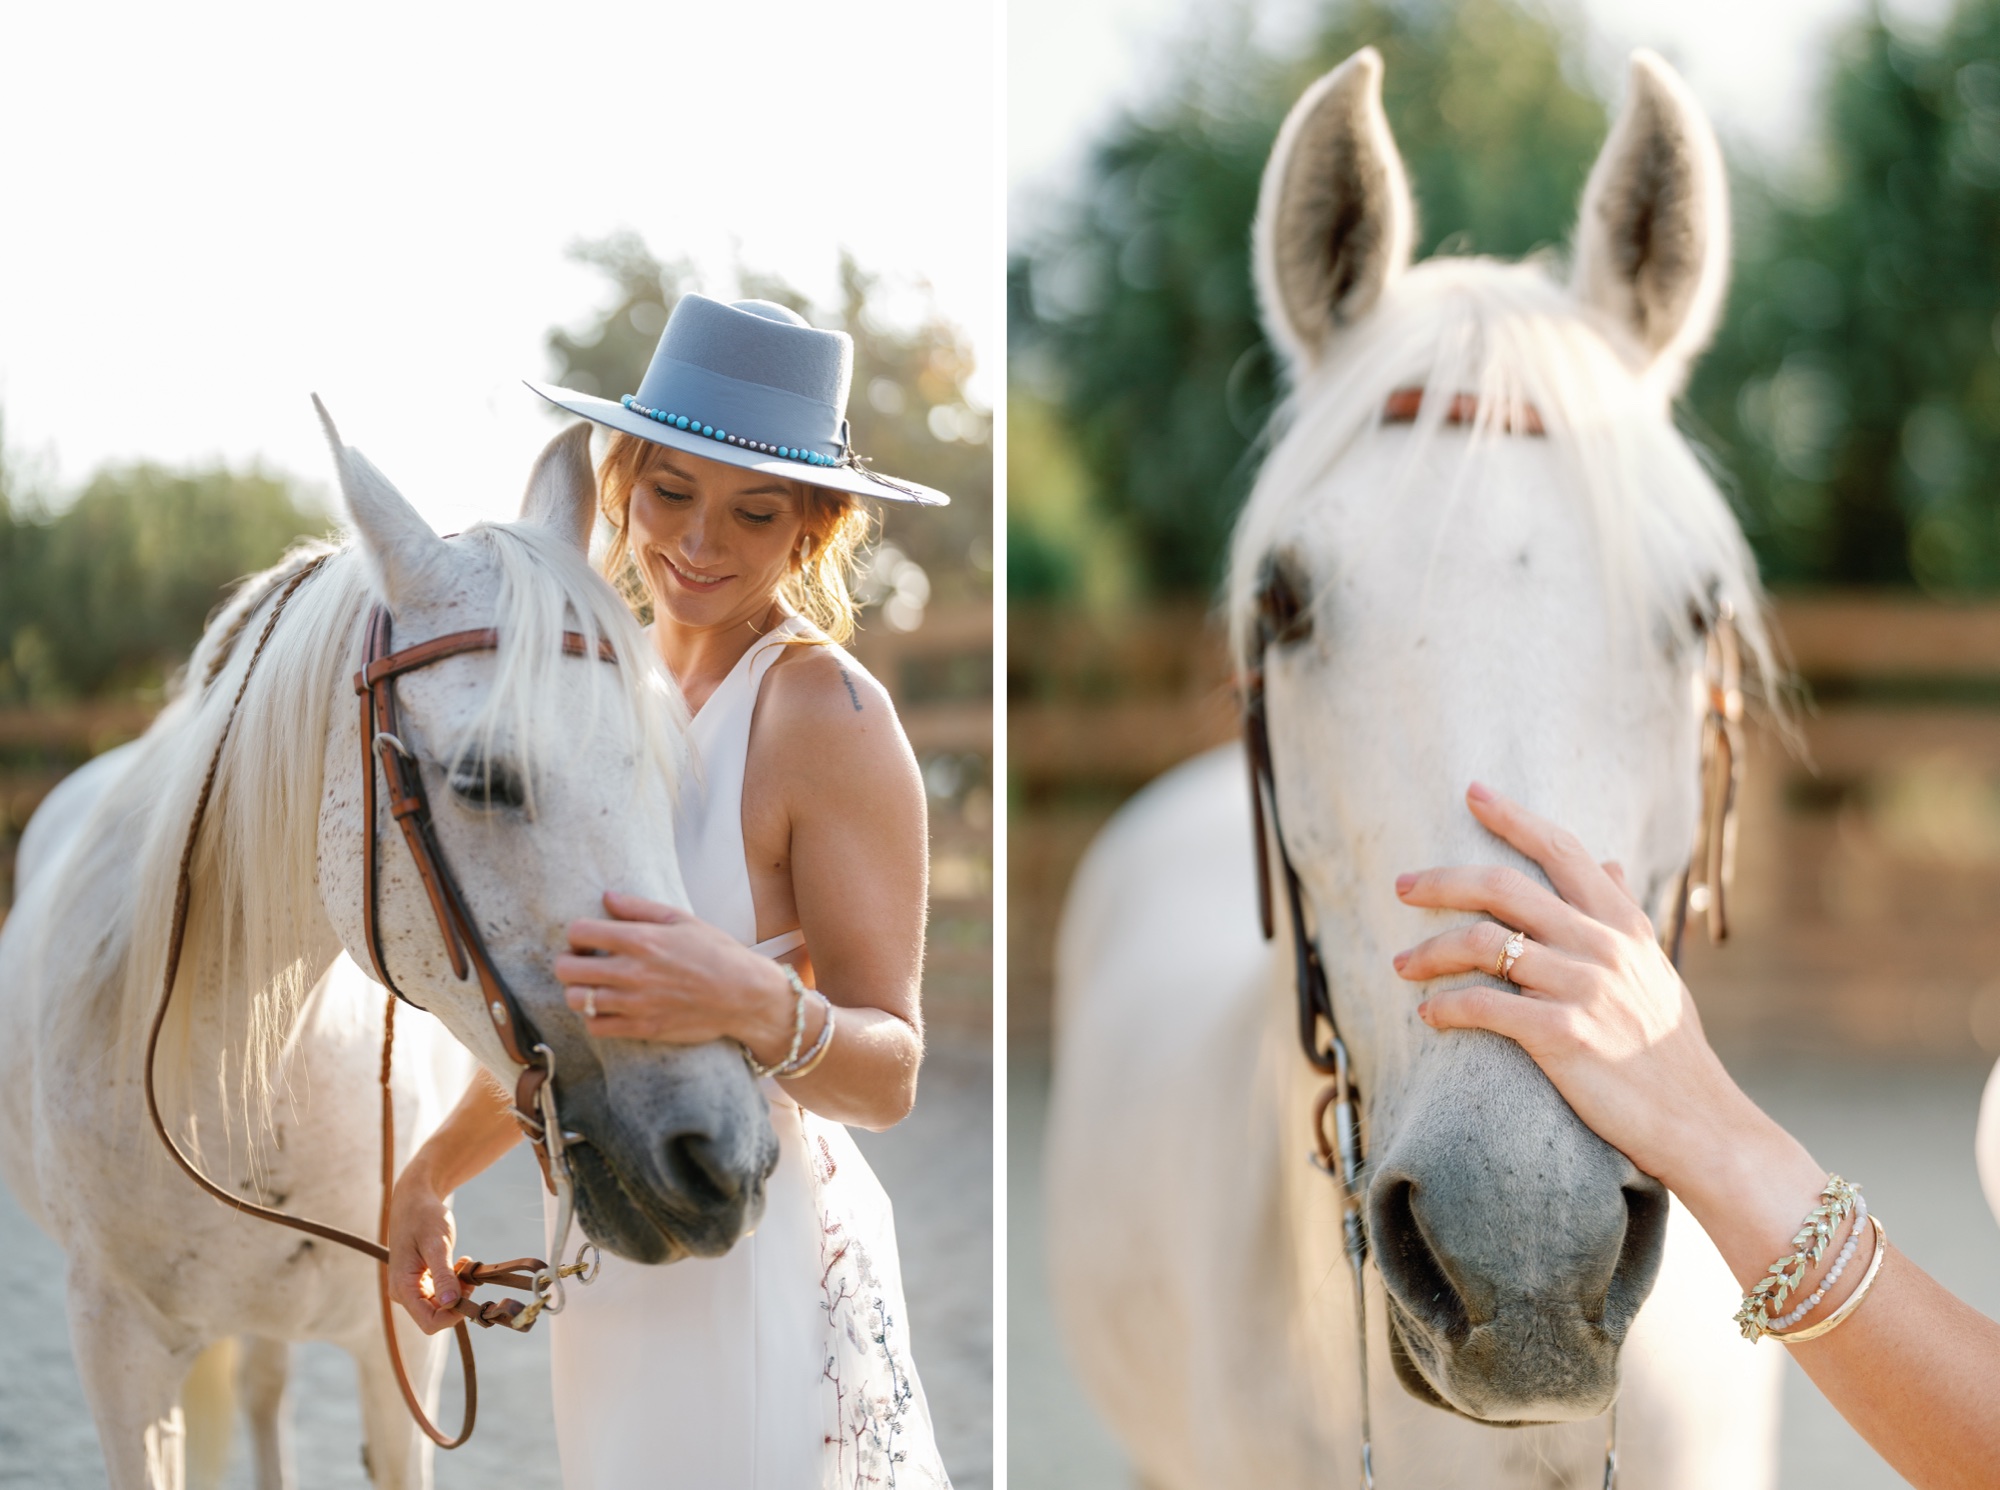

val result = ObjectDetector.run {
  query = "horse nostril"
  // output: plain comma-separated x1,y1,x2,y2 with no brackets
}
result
663,1132,741,1211
1604,1181,1670,1327
1372,1178,1472,1343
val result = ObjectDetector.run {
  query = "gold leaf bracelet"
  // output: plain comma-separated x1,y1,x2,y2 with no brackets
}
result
1734,1175,1861,1342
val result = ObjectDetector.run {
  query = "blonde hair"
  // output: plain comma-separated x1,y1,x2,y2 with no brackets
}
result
596,431,874,643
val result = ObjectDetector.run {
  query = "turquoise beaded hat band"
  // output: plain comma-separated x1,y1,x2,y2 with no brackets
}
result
527,294,949,507
617,393,844,469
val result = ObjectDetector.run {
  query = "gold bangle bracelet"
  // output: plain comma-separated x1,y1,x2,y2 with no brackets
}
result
1770,1215,1888,1346
778,995,837,1081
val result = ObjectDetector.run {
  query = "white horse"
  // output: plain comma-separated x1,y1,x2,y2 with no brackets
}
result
0,413,777,1489
1050,50,1788,1489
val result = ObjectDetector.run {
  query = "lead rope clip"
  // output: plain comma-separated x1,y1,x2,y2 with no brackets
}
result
1310,1034,1373,1489
503,1043,603,1332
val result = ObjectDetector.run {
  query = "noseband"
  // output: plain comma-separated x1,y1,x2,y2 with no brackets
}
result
1238,388,1745,1489
145,557,618,1449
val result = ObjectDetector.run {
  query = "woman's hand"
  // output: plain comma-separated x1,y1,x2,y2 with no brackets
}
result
385,1160,466,1336
1392,785,2000,1489
385,1072,523,1333
1388,780,1774,1197
557,891,804,1067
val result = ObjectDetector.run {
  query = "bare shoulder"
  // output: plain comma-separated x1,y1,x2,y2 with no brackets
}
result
757,641,916,780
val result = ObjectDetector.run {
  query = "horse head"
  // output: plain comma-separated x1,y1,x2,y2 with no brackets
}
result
313,410,778,1264
1237,48,1767,1423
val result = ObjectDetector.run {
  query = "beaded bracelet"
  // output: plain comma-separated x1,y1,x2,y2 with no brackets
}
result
1771,1215,1888,1346
1735,1175,1862,1342
777,994,837,1081
742,964,813,1079
1767,1193,1867,1331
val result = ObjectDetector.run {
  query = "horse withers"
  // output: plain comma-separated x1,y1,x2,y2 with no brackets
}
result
1049,49,1784,1489
0,416,776,1489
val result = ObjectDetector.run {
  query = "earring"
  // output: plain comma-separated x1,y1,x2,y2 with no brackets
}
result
798,535,814,564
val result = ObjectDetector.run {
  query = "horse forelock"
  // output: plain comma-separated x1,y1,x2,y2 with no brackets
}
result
1227,254,1774,700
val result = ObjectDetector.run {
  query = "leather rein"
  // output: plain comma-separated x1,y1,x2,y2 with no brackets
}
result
144,555,616,1449
1237,388,1746,1490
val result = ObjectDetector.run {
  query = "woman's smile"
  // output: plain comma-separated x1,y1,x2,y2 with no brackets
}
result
660,552,733,591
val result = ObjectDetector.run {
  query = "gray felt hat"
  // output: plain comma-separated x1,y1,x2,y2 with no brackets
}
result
526,293,949,507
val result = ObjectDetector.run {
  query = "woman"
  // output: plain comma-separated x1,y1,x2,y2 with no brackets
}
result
1393,782,2000,1490
385,293,952,1487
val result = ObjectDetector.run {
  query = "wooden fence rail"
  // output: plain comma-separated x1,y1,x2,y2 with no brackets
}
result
1010,597,2000,1058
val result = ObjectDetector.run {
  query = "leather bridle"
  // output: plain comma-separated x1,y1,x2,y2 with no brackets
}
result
356,601,615,1191
145,557,618,1449
1238,388,1746,1490
1661,602,1745,962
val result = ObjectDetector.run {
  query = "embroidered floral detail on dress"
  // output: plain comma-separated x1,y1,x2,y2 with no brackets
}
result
808,1124,950,1488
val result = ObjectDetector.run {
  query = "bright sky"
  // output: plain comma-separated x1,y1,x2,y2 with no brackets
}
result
0,0,999,532
1009,0,1959,230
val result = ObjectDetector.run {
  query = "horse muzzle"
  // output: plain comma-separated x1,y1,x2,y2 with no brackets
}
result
553,1037,782,1264
566,1112,780,1263
1362,1036,1669,1423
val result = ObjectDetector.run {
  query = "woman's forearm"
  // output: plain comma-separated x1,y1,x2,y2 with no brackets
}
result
387,1069,523,1331
1653,1081,1831,1294
405,1069,523,1195
728,953,920,1129
1783,1245,2000,1490
1680,1106,2000,1489
774,998,920,1130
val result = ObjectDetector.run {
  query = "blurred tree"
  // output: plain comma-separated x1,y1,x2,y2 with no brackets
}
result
1688,0,2000,594
1009,0,1608,596
545,230,698,405
0,410,53,702
0,435,328,703
1008,388,1137,610
545,237,993,616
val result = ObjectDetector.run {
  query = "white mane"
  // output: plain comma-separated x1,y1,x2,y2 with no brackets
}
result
45,524,686,1155
1226,255,1775,692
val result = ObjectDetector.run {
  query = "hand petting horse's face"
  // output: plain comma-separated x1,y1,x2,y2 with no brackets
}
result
315,412,778,1263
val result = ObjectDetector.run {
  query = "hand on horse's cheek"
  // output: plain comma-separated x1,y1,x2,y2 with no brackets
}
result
558,911,775,1048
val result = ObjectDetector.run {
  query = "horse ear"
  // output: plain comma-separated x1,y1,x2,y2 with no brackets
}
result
518,422,598,553
1253,47,1416,372
1571,51,1730,392
312,395,447,609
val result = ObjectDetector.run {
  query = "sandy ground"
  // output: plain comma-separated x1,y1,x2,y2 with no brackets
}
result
1011,1050,2000,1490
0,1033,991,1489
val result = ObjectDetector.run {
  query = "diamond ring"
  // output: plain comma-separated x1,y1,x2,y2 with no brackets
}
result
1495,930,1527,982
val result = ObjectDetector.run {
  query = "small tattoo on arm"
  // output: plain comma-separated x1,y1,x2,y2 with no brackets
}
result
839,669,864,713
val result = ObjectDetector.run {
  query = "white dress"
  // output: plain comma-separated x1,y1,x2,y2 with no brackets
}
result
547,616,949,1489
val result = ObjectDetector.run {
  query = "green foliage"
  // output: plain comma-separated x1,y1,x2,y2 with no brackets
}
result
545,236,993,608
1009,0,1607,596
1687,1,2000,593
0,448,328,703
1007,389,1136,609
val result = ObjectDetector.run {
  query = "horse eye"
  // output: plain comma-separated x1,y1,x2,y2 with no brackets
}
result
1257,547,1314,648
450,758,527,811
